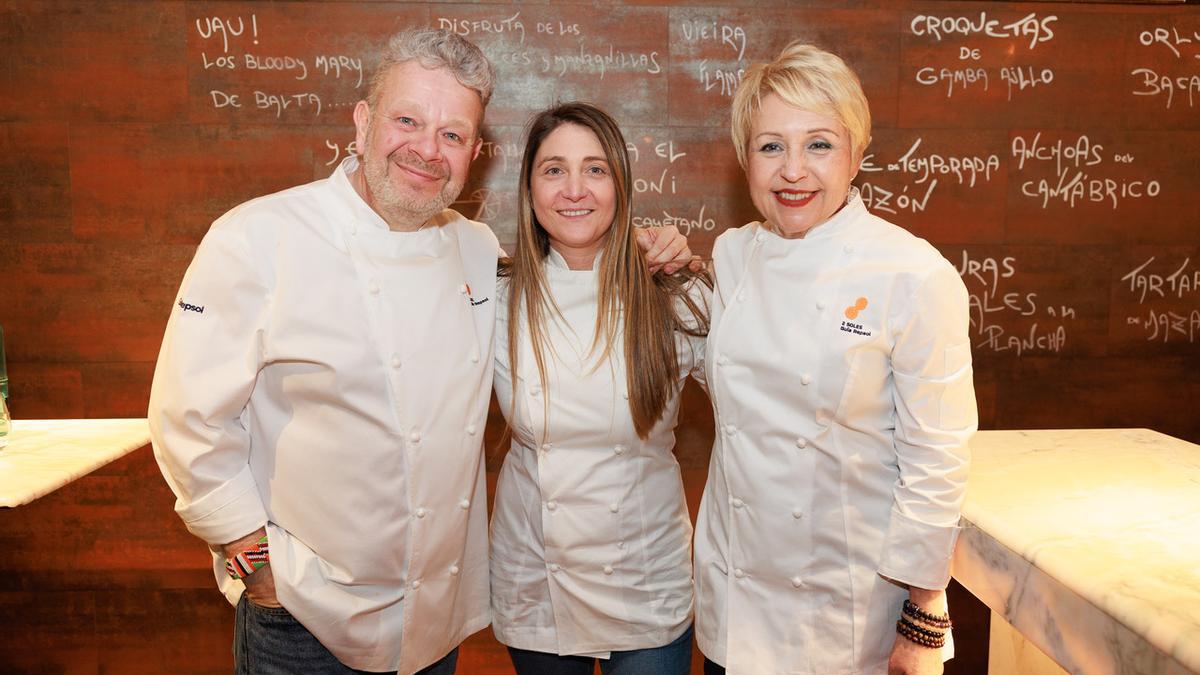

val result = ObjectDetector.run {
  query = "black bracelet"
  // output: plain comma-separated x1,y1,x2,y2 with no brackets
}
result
903,599,952,629
896,619,946,649
899,615,946,640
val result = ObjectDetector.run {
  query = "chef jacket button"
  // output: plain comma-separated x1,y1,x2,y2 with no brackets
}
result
458,284,469,295
737,291,746,302
795,437,807,449
603,565,614,575
791,576,804,588
731,497,744,508
546,500,558,511
792,508,804,519
450,565,460,576
391,355,402,369
844,244,854,254
368,281,380,295
409,430,421,443
755,233,765,243
459,499,470,510
411,579,421,589
609,502,619,513
613,444,625,455
530,386,542,397
348,224,357,235
816,412,829,426
469,353,479,363
541,443,552,453
466,424,477,435
718,355,730,366
724,424,737,436
617,541,625,549
734,568,745,579
415,507,427,518
800,373,812,386
816,300,826,310
549,563,560,573
622,391,629,400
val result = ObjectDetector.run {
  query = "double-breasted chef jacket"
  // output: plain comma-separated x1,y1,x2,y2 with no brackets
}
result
490,250,707,657
149,157,500,674
694,193,977,674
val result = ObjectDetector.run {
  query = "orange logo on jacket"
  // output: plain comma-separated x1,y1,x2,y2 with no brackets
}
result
844,297,868,320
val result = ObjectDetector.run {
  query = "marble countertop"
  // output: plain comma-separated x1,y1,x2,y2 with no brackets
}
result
953,428,1200,675
0,418,151,507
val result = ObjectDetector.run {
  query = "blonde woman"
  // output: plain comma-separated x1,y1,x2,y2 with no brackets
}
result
490,102,710,675
694,43,977,675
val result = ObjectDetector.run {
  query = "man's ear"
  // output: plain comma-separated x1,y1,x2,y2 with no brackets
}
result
353,100,371,154
471,135,483,162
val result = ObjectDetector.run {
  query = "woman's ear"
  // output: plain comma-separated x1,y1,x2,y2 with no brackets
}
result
852,135,872,182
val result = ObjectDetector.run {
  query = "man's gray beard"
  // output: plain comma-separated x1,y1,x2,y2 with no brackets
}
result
362,154,462,229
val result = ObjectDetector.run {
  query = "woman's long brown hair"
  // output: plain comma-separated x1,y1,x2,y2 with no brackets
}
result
500,102,710,440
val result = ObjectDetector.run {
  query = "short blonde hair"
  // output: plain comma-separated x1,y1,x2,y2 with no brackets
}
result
730,41,871,167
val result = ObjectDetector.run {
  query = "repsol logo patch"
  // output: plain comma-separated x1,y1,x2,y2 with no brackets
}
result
461,283,489,307
177,299,205,314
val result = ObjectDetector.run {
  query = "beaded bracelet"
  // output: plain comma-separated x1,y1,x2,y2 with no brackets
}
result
225,535,270,580
903,599,952,629
896,618,946,649
899,615,946,640
897,624,945,649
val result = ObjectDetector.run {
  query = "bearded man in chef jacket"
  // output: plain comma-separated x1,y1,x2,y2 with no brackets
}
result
149,27,693,675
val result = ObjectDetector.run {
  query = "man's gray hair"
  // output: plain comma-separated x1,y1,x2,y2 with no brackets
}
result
367,27,497,107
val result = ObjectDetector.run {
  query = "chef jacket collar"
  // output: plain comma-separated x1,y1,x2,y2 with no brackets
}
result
330,156,407,233
760,186,867,243
544,246,602,279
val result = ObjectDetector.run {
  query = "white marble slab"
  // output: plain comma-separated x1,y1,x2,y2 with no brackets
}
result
953,429,1200,675
0,418,150,507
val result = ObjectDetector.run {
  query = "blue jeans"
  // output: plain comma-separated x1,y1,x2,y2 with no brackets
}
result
507,624,693,675
234,594,458,674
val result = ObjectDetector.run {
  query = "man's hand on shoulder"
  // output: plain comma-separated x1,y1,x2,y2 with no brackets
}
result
636,225,703,275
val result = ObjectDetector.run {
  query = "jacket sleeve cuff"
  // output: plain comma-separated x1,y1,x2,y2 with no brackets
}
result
876,506,960,590
174,466,269,545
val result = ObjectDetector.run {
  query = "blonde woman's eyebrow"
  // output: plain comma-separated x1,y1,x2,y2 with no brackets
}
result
753,128,842,141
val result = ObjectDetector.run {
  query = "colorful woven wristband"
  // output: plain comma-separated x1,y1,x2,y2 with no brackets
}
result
225,535,270,580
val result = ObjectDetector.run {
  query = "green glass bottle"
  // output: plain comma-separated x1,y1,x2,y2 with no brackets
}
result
0,324,8,448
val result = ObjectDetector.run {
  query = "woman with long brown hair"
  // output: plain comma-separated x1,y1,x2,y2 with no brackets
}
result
489,102,710,675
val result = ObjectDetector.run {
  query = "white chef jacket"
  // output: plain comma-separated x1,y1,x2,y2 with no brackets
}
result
694,194,976,675
148,157,499,674
490,250,706,656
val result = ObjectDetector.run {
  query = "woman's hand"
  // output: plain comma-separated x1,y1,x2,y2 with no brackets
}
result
887,632,943,675
888,588,947,675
